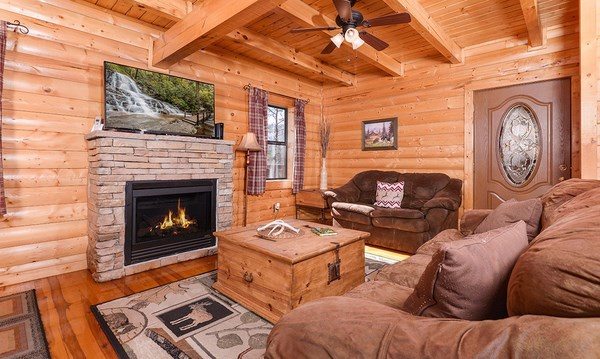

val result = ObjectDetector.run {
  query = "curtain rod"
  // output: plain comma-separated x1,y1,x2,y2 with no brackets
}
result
243,83,310,104
6,20,29,34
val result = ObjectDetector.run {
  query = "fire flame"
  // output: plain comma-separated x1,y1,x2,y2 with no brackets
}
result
159,198,196,230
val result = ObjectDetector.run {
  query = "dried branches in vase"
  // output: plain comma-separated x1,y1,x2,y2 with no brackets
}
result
320,118,331,190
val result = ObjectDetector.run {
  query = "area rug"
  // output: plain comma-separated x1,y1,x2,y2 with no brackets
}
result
0,290,50,359
93,257,395,359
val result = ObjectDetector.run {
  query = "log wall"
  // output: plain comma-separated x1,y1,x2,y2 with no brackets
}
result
323,22,583,210
0,0,322,286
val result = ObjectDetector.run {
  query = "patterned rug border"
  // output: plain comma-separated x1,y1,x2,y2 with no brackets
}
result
89,272,222,359
92,257,394,358
91,305,130,359
0,289,51,359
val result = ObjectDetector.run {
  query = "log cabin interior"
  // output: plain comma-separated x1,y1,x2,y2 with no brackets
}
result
0,0,599,357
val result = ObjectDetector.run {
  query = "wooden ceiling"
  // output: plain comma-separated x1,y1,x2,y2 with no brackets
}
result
81,0,578,83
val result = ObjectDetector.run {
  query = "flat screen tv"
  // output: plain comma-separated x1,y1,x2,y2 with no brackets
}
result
104,62,215,138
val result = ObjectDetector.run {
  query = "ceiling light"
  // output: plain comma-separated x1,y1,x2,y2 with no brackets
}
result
330,34,344,48
344,28,360,43
352,37,365,50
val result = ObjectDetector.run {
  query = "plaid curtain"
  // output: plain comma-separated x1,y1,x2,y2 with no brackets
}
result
0,22,6,216
292,99,306,194
247,87,268,195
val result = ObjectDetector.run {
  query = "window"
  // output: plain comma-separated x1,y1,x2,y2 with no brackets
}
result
267,105,288,180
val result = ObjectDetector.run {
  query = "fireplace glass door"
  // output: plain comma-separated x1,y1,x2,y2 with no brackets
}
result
125,179,216,265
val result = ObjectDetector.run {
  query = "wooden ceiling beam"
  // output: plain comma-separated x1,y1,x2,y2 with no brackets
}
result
279,0,404,77
227,28,355,86
519,0,544,47
381,0,463,64
152,0,284,68
127,0,191,22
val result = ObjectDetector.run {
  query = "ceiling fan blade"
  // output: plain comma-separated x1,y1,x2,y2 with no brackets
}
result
291,26,340,33
359,31,389,51
333,0,353,22
363,13,411,27
321,42,337,54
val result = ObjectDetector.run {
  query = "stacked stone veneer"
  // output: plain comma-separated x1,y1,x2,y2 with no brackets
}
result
85,131,234,282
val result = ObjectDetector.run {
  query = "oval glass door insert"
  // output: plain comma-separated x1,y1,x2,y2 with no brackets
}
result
498,104,540,186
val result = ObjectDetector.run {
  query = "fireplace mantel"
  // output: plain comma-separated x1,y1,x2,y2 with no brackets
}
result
85,130,234,282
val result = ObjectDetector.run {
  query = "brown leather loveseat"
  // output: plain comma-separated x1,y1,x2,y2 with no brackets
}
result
324,171,462,253
266,179,600,358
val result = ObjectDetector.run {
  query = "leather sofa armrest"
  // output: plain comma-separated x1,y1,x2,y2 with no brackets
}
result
460,209,493,235
266,297,600,359
323,182,361,207
422,178,463,212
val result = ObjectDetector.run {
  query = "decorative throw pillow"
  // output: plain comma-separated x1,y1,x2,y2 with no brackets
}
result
374,181,404,209
475,198,542,242
403,221,528,321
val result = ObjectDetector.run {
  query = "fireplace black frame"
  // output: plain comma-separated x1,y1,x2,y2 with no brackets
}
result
124,179,217,265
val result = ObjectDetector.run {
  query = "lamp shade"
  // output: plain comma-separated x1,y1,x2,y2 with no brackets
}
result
237,132,262,152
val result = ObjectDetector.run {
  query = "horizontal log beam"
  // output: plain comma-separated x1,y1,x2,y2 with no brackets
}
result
127,0,190,22
226,28,355,86
519,0,544,47
382,0,463,64
152,0,284,68
279,0,404,77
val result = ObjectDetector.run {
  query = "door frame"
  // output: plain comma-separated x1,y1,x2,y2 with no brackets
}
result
463,69,580,211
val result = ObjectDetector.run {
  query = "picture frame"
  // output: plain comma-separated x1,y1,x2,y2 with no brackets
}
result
361,118,398,151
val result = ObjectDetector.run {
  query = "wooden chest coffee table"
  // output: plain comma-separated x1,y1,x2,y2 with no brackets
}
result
212,219,369,323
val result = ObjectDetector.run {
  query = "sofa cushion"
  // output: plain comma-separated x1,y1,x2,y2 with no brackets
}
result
416,229,464,256
543,185,600,229
344,281,413,310
539,178,600,230
508,204,600,318
404,221,528,320
475,198,542,241
331,203,373,225
374,181,404,208
370,207,423,219
374,254,432,289
372,217,429,232
399,173,450,209
352,170,400,204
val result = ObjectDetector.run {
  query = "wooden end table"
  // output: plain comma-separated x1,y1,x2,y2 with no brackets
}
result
212,219,369,323
295,189,331,224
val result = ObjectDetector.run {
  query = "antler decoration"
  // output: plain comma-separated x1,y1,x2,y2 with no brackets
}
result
257,220,300,237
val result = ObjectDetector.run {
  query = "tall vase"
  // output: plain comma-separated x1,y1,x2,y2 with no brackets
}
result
320,157,328,190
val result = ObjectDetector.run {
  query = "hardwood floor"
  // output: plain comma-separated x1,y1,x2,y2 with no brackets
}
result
0,256,218,359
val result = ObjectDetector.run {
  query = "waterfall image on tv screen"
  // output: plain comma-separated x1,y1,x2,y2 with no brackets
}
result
104,62,215,137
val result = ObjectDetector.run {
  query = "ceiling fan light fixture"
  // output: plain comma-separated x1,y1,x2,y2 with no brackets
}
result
351,37,365,50
330,33,344,48
344,27,360,43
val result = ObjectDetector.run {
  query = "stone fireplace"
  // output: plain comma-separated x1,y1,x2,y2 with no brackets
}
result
85,131,234,282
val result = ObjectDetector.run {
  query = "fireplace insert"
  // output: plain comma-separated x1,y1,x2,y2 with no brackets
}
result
124,179,217,265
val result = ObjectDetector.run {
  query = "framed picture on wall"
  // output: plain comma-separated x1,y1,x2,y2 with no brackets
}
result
361,118,398,151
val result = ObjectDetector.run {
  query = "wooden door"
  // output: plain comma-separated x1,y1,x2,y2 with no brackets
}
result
473,79,571,209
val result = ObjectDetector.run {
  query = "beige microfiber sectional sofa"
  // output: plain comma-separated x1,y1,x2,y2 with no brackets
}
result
265,179,600,358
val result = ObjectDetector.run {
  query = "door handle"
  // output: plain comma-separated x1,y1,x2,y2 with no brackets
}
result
559,164,568,172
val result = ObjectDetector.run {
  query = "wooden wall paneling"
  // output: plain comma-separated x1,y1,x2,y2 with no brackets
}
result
323,24,580,212
579,0,599,179
0,0,322,286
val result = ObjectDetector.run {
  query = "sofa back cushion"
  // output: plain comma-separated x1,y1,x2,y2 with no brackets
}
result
352,171,399,204
398,173,450,209
539,178,600,229
403,221,528,320
507,201,600,318
475,198,542,241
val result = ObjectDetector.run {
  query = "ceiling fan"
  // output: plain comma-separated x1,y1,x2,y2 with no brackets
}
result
290,0,411,54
